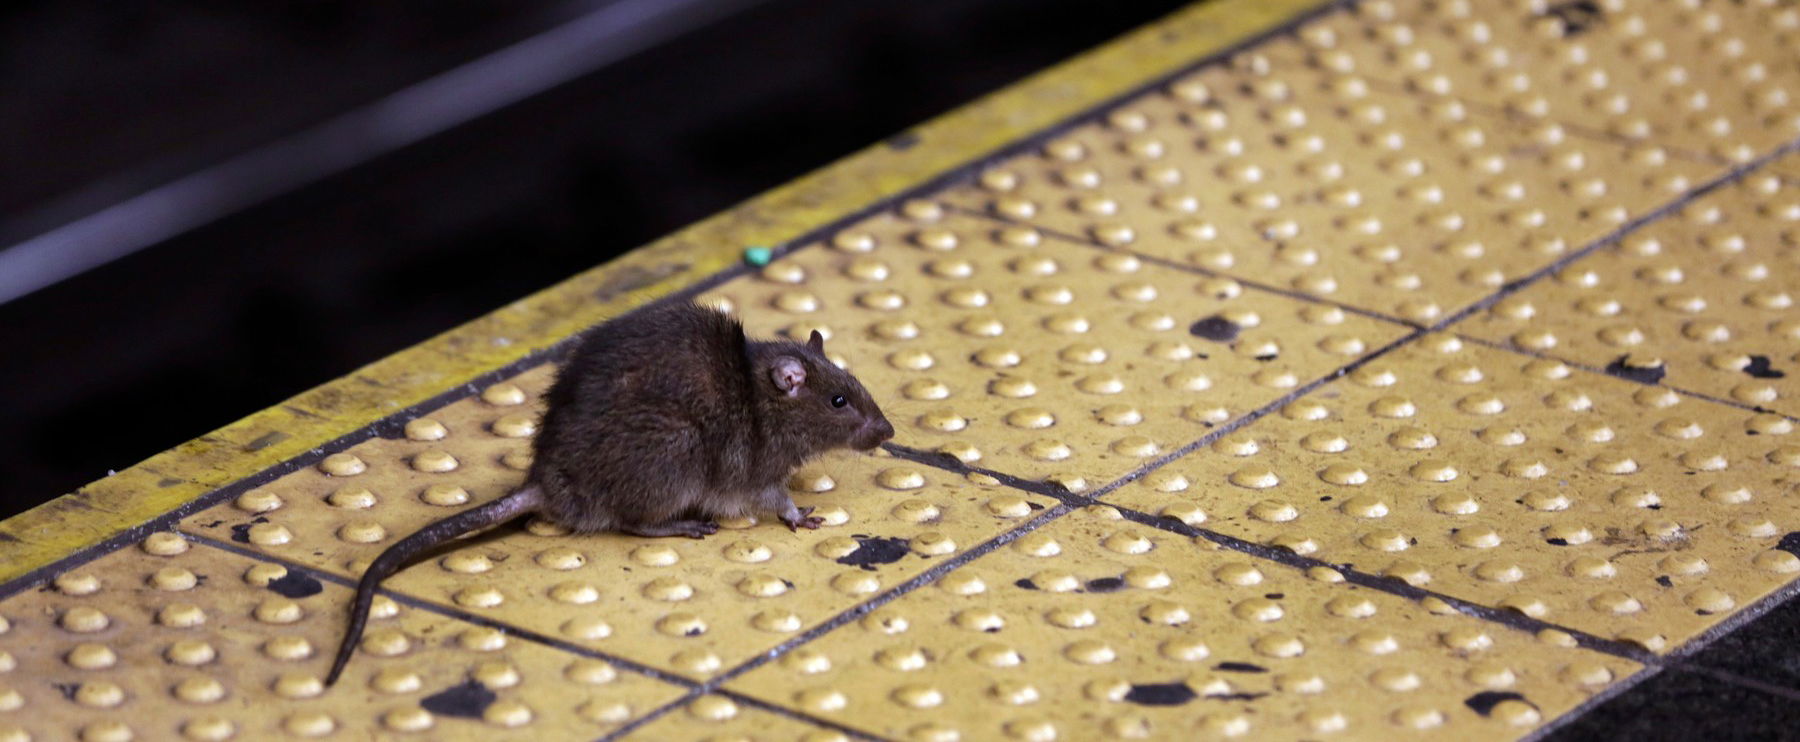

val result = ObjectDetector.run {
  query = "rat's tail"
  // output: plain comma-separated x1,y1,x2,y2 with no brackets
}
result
325,484,544,687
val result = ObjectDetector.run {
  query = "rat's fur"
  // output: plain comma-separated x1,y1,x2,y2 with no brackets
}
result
325,302,892,686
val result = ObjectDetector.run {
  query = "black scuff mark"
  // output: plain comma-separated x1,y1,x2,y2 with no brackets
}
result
1214,661,1268,673
267,571,324,598
1745,355,1786,379
1189,315,1241,342
1543,0,1602,35
420,680,497,719
1027,502,1046,511
1655,575,1673,587
1774,532,1800,557
1125,682,1197,706
1546,538,1570,546
835,536,910,570
1085,577,1126,593
1014,578,1039,590
244,431,290,451
228,516,270,544
1465,691,1532,717
1253,352,1278,362
594,262,689,303
1210,691,1269,701
1603,355,1666,384
53,683,78,701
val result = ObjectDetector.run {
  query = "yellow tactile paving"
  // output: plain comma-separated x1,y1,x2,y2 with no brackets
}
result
944,39,1718,326
698,208,1410,490
15,1,1800,740
0,536,686,741
625,695,851,742
727,506,1641,741
177,363,1061,682
1107,334,1800,653
1463,163,1800,417
1274,0,1800,165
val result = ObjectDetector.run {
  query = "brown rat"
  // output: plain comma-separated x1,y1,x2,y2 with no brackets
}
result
325,301,894,686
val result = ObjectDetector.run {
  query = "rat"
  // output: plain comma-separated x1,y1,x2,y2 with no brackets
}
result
325,300,894,686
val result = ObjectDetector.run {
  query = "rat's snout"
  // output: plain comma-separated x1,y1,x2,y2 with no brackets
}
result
854,416,895,450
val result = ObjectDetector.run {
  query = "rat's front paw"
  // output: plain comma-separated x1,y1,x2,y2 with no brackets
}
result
782,506,824,531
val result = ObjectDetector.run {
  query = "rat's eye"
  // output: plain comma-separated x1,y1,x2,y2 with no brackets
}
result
831,394,847,408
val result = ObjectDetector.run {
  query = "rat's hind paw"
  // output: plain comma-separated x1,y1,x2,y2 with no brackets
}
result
782,506,825,531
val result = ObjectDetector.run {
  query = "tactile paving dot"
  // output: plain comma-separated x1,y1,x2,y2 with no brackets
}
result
941,41,1716,325
180,365,1059,680
624,694,851,742
1274,0,1800,165
1107,336,1800,652
0,537,682,741
725,506,1639,740
1463,165,1800,417
698,209,1408,489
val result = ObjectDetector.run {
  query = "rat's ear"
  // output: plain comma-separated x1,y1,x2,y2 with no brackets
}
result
807,330,825,354
770,356,807,396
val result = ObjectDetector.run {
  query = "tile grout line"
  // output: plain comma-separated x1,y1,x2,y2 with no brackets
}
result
942,202,1426,330
179,531,897,742
1353,75,1742,172
595,502,1079,741
881,442,1659,664
1108,498,1658,662
1424,138,1800,335
1453,332,1800,423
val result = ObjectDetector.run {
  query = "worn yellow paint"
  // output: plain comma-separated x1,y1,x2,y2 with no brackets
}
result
0,0,1330,585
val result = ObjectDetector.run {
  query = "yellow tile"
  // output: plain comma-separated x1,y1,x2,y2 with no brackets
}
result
944,37,1716,325
0,536,684,741
1462,163,1800,416
700,207,1410,490
178,362,1060,681
625,694,855,742
1275,0,1800,164
726,506,1641,740
1106,334,1800,653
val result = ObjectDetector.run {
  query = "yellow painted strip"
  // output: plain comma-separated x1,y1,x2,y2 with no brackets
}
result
0,0,1329,584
